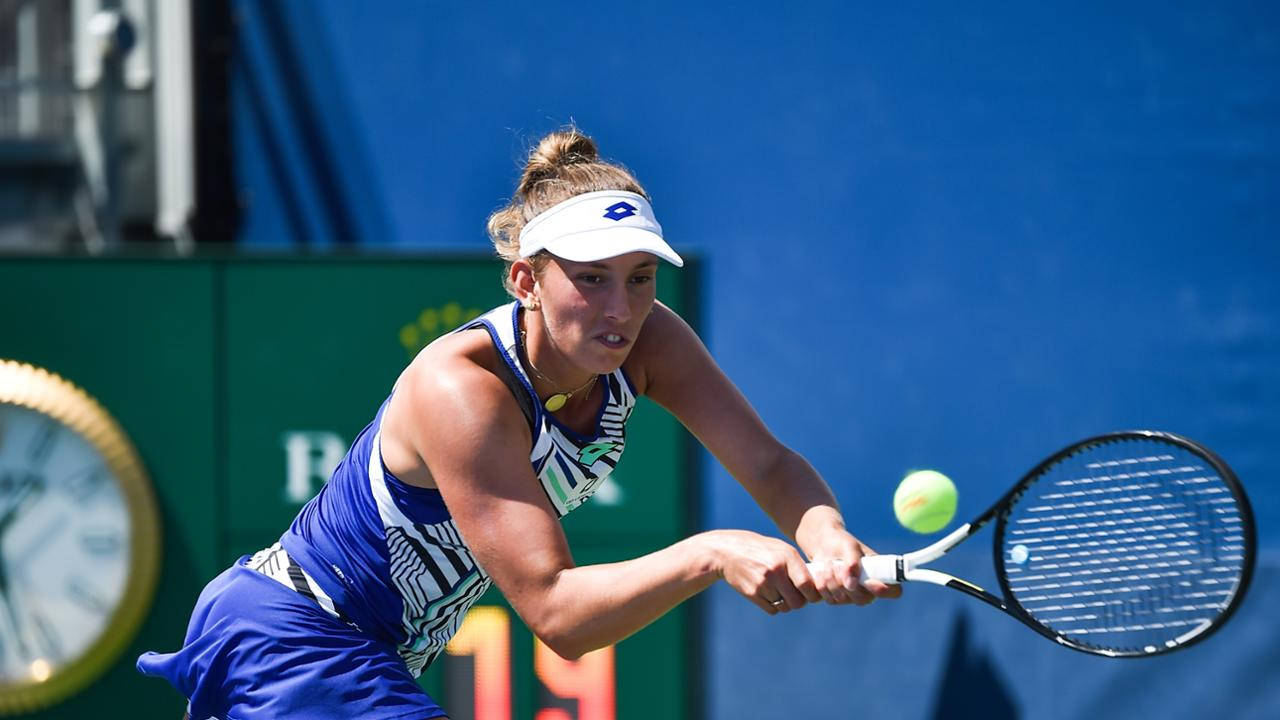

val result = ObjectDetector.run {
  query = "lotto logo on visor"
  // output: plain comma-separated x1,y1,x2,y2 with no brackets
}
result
516,190,684,267
603,202,637,221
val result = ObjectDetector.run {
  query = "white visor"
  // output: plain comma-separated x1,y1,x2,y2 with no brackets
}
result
517,190,684,267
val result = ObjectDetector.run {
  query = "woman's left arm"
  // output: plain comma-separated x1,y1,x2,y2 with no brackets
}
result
632,302,900,605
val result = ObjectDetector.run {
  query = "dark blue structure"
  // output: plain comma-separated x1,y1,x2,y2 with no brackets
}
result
229,2,1279,717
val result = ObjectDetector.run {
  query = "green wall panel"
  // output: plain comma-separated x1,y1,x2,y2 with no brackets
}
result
0,258,218,719
0,254,697,720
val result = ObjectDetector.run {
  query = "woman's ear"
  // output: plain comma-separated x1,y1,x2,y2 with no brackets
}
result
511,259,540,311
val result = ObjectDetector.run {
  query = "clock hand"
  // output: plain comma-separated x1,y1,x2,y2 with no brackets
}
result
0,488,24,534
10,516,65,572
0,555,30,661
0,475,43,662
0,474,43,538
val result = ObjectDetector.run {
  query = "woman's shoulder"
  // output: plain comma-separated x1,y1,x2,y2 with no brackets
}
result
383,326,532,466
399,327,511,403
624,301,702,396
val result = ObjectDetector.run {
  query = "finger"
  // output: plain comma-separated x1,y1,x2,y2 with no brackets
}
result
814,571,839,604
772,578,807,611
820,572,854,603
849,585,876,605
835,554,863,593
829,584,857,604
812,575,837,604
787,558,823,604
803,559,835,603
853,544,901,599
813,559,857,604
866,581,903,599
840,556,873,605
749,593,781,615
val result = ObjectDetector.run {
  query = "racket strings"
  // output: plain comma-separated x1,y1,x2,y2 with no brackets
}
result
1000,439,1247,653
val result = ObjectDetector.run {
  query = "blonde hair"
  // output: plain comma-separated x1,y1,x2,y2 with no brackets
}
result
488,128,649,297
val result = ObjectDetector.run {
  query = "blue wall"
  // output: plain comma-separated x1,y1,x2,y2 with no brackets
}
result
230,2,1280,717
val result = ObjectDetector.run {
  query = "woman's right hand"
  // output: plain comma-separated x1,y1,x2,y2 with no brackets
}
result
703,530,823,615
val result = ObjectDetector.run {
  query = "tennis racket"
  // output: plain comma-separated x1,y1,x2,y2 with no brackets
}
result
828,430,1256,657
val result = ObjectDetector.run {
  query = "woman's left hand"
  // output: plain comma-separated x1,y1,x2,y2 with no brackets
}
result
802,522,903,606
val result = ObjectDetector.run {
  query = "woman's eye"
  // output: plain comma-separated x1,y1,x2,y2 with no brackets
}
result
578,274,602,284
631,275,654,284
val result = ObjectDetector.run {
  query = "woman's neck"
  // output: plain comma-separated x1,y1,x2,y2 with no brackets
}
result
520,310,598,410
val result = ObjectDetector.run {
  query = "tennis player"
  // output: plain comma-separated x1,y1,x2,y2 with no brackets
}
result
138,129,900,719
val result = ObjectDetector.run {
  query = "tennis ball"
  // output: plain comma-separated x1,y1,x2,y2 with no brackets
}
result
894,470,957,534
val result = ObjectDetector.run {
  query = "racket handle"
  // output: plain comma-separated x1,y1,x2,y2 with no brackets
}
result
858,554,901,585
805,555,901,586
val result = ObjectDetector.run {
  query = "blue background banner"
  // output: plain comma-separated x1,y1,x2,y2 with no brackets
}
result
228,2,1279,717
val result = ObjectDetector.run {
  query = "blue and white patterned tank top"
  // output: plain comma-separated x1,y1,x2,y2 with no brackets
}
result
260,302,638,676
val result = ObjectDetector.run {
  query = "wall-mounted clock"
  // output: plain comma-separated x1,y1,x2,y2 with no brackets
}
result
0,360,161,714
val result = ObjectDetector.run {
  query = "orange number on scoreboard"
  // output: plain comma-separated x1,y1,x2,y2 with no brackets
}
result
445,606,512,720
533,640,616,720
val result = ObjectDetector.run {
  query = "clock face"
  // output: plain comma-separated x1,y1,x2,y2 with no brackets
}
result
0,404,132,684
0,359,160,714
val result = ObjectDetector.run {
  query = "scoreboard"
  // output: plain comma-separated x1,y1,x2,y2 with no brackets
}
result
0,253,698,720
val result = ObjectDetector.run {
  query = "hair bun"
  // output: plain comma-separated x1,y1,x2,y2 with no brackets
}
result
518,129,600,196
530,129,599,168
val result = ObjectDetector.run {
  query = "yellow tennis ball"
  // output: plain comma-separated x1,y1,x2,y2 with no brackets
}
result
894,469,957,534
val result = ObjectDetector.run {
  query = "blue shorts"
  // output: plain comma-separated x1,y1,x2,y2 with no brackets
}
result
137,558,446,720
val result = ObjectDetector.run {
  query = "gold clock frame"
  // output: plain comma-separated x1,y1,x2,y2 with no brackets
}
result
0,360,162,714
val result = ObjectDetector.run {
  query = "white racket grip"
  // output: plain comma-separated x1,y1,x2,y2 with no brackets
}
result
805,555,901,587
858,554,901,585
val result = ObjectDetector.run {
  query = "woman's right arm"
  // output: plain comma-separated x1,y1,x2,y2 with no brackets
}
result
398,354,819,660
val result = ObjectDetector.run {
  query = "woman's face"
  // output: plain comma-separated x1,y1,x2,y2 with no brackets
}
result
531,251,659,374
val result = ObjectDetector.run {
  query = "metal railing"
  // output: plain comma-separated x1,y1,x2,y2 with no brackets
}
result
0,0,76,140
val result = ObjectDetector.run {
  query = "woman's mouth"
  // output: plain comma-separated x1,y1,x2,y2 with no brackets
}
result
597,333,628,349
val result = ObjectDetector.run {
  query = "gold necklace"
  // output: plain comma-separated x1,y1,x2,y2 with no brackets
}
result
519,328,597,412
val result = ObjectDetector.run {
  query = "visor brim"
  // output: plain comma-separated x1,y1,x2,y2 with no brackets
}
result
526,227,684,267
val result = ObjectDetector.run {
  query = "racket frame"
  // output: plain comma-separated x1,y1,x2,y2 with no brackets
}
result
860,430,1257,658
